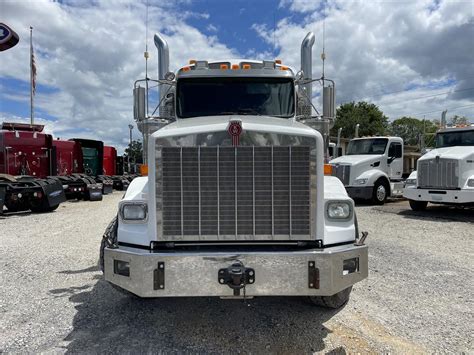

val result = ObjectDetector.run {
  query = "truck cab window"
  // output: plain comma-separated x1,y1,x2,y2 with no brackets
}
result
346,138,388,155
176,77,295,118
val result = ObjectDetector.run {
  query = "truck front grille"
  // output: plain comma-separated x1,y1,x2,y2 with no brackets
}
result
159,146,311,240
418,158,459,189
332,164,351,186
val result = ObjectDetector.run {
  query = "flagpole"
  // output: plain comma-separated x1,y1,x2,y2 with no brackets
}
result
30,26,34,125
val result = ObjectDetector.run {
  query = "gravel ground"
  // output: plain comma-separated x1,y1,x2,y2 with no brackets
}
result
1,193,472,353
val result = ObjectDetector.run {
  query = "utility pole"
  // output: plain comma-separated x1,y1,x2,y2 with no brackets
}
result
128,124,133,173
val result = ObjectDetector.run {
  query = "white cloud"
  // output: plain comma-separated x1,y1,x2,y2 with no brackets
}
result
256,0,474,121
0,0,236,153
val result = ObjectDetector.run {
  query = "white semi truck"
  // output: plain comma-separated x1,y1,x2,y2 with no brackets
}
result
404,126,474,210
99,32,368,308
329,136,405,204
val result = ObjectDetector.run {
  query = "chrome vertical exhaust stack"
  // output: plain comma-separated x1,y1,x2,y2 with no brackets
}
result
300,32,315,115
154,33,170,116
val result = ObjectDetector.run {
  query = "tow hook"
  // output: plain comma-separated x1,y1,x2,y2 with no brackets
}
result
218,261,255,296
355,231,369,246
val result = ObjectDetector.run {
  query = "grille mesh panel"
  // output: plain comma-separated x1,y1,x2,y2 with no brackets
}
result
418,158,459,189
332,164,351,186
160,146,311,239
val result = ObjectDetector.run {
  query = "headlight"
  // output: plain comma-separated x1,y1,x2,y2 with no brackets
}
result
354,178,368,185
468,179,474,187
327,201,352,220
121,203,147,221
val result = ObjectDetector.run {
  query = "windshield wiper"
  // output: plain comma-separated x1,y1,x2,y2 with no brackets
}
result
237,108,262,115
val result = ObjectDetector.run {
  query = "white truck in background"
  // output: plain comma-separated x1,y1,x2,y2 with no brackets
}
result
404,126,474,210
329,136,405,204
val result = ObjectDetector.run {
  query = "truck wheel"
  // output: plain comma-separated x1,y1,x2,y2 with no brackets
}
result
99,216,118,272
372,179,388,205
409,200,428,211
30,199,60,213
309,286,352,309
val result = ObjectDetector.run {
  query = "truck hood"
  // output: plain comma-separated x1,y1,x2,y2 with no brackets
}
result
419,146,474,161
152,115,318,140
329,154,382,166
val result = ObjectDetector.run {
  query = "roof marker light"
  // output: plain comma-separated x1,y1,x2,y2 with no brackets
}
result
220,64,229,70
275,59,282,64
182,66,191,72
242,64,251,69
189,59,196,64
231,64,239,70
280,65,289,70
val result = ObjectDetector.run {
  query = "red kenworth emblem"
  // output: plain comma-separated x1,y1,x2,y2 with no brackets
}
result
227,120,243,146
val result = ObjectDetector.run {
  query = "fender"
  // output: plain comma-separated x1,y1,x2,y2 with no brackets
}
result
354,169,390,190
122,176,148,201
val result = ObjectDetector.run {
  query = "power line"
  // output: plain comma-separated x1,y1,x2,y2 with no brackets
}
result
398,104,474,117
378,87,474,105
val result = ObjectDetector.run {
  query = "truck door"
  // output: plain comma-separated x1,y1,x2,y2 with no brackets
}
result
387,142,403,180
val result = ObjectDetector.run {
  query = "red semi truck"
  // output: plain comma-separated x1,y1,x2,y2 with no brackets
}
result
0,122,66,213
104,145,130,190
52,139,103,200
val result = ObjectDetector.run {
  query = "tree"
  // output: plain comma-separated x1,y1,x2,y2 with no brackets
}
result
124,140,143,165
449,115,469,126
331,101,389,138
390,117,438,146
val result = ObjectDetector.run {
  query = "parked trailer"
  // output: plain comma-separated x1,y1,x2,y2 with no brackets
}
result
51,139,103,201
0,122,66,213
70,138,113,194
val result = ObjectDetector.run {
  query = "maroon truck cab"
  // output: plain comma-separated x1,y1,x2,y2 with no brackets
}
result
53,140,84,175
103,146,117,176
0,123,53,178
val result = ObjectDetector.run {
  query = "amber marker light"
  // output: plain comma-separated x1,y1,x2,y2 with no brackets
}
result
220,64,229,70
275,59,282,64
324,164,333,175
242,64,251,69
182,66,191,72
231,64,239,70
140,164,148,176
189,59,196,64
280,65,289,70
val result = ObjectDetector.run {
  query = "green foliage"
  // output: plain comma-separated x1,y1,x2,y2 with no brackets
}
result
390,117,437,146
449,115,469,126
124,140,143,164
331,101,389,138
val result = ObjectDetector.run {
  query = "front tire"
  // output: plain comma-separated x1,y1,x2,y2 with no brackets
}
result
372,179,388,205
309,287,352,309
409,200,428,211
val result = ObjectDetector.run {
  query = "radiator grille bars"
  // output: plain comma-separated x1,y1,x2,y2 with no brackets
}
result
161,146,311,239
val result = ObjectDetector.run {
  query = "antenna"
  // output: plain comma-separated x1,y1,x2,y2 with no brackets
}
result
144,0,149,117
273,12,276,57
321,18,326,81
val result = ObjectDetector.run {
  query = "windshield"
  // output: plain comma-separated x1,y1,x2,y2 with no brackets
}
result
176,77,294,118
347,138,388,155
436,130,474,148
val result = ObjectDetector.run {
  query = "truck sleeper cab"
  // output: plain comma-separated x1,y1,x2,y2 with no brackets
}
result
101,32,368,308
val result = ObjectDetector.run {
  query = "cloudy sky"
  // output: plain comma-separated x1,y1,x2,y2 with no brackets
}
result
1,0,473,152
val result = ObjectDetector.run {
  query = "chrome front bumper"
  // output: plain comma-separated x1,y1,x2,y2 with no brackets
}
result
404,187,474,204
104,243,368,298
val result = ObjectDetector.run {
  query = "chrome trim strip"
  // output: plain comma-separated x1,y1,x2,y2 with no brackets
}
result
289,146,292,238
198,146,201,238
180,147,184,237
252,145,256,237
271,145,274,238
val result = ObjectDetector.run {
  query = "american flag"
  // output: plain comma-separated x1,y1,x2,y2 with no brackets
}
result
31,32,36,95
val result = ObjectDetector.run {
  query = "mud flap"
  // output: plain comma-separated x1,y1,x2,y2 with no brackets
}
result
88,188,103,201
0,186,6,212
42,180,66,207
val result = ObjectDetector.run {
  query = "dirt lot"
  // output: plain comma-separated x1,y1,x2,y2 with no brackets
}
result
1,193,472,353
